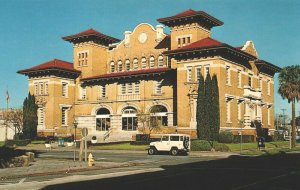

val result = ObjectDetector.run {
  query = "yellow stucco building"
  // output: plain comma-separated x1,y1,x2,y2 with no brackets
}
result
18,9,280,141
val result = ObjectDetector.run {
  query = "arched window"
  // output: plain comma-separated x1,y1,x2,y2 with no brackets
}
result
110,61,115,73
141,57,147,69
118,60,123,72
125,59,130,71
149,56,155,68
122,107,137,131
96,108,110,131
158,55,164,67
150,105,168,127
133,58,138,70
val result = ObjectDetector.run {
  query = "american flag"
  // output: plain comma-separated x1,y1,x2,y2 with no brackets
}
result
6,90,10,103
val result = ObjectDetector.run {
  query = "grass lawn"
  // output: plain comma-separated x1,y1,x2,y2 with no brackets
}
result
226,141,290,152
0,141,4,147
90,143,148,151
226,141,300,156
31,140,46,144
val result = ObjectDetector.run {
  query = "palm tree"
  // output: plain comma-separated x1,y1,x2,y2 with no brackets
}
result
278,65,300,147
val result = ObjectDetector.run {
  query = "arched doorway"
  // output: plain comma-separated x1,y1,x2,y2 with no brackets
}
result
150,105,168,127
96,108,110,131
122,107,137,131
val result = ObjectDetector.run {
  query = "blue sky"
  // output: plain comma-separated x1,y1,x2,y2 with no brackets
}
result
0,0,299,119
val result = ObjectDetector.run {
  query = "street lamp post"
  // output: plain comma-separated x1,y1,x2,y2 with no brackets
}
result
73,119,78,161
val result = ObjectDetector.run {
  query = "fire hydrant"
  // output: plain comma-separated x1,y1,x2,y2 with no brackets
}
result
88,153,94,167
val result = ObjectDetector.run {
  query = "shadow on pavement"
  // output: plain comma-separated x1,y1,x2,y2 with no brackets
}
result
41,153,300,190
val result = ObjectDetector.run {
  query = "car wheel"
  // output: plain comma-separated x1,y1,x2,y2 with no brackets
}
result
148,147,156,155
170,148,178,156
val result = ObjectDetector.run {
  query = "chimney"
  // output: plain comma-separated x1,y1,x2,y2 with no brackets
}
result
124,31,132,47
156,25,164,42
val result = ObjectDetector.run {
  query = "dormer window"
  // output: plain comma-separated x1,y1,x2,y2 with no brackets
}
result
158,55,164,67
118,60,123,72
110,61,115,73
125,59,130,71
150,56,155,68
133,58,138,70
141,57,147,69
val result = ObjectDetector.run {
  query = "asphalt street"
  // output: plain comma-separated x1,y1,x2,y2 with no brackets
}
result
1,151,300,190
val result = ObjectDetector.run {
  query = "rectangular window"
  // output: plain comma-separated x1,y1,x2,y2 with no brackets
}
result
39,82,44,95
121,84,126,94
45,82,48,95
118,62,122,72
204,65,210,78
38,107,45,125
34,83,38,95
267,106,271,125
226,66,230,85
226,100,231,122
237,70,242,87
80,86,87,100
196,67,202,81
182,37,186,45
155,80,162,94
187,37,191,44
62,82,68,97
99,85,106,98
134,82,140,94
237,103,241,121
187,67,192,82
61,107,68,126
178,38,181,47
248,74,253,87
128,83,133,94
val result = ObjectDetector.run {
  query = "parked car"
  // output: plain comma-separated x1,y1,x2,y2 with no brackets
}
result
148,134,190,156
283,130,300,141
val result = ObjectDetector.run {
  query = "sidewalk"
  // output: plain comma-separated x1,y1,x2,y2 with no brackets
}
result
0,158,135,183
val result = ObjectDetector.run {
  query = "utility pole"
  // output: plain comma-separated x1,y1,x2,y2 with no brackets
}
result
281,109,286,128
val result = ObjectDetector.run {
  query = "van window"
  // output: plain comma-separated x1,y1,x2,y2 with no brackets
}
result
162,136,169,141
170,136,179,141
180,136,183,141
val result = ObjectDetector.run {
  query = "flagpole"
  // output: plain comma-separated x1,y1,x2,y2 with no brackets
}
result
5,89,9,142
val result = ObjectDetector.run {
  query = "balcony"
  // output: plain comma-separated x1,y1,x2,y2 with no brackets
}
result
243,86,261,100
117,94,140,101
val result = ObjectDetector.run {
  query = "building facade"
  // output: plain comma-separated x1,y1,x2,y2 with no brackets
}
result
18,9,280,141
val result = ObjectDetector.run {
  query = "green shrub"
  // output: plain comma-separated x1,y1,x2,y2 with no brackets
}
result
233,135,254,143
218,131,233,143
191,140,229,152
214,143,230,152
191,140,212,151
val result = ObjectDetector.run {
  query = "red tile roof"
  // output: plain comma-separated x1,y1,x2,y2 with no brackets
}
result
175,9,197,17
180,37,223,50
155,35,171,49
82,67,174,81
157,9,223,27
62,28,120,44
17,59,80,74
164,37,223,54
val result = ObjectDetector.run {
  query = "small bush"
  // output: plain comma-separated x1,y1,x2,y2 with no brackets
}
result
218,131,233,143
191,140,212,151
214,143,230,152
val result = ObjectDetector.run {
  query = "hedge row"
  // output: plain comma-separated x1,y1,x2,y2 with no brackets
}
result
191,140,230,152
